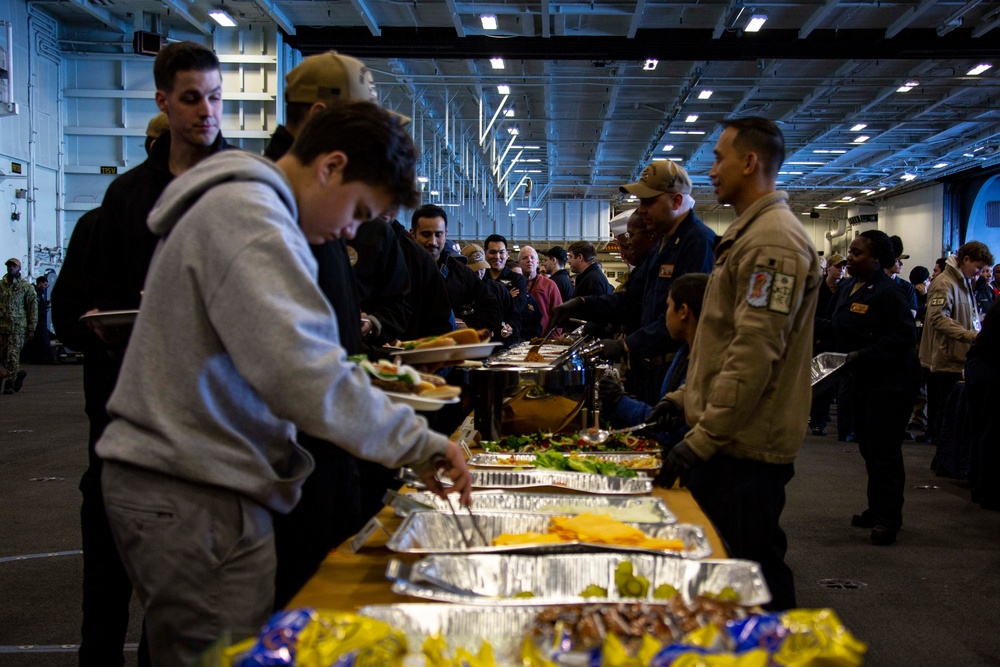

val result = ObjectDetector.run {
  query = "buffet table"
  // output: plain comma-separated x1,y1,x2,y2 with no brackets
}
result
288,485,727,610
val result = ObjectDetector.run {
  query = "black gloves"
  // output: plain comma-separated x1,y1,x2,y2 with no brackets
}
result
598,376,627,415
845,350,862,366
655,441,703,489
648,396,683,432
549,297,587,330
592,338,627,360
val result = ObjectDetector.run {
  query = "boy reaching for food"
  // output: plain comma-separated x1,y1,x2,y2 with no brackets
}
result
96,102,471,664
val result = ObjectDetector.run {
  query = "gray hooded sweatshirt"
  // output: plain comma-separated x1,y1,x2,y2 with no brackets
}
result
96,151,448,513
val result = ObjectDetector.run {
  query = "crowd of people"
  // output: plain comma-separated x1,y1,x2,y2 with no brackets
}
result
0,39,994,666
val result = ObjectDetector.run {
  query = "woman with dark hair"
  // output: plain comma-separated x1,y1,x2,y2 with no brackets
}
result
820,230,921,545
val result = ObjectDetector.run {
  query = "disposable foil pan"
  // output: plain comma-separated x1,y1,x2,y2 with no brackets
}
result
470,469,653,494
386,511,711,558
811,352,848,396
386,554,770,606
468,452,662,474
359,604,536,663
396,491,677,524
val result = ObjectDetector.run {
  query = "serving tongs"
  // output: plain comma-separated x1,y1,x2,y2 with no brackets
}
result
445,495,489,548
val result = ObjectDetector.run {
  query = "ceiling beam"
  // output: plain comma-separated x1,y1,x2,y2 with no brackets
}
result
250,0,295,36
885,0,937,39
628,0,647,40
349,0,381,37
971,8,1000,38
798,0,841,40
160,0,212,36
937,0,982,36
64,0,128,33
288,28,1000,61
443,0,467,38
541,0,550,38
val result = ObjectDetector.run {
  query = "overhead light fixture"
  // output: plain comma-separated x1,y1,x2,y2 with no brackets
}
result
504,108,514,117
860,189,875,194
853,135,870,143
490,57,505,70
745,14,767,32
841,196,855,202
512,145,540,149
628,194,637,200
933,162,949,168
813,150,832,154
685,114,699,123
497,84,510,95
661,144,674,152
878,187,886,191
668,130,705,135
441,203,461,207
897,81,919,92
516,208,543,212
850,123,867,132
667,157,684,162
507,126,519,135
480,14,498,30
816,203,828,209
778,171,804,175
417,176,429,183
698,90,713,99
429,190,440,195
963,152,976,158
900,173,917,181
787,161,825,165
830,150,847,154
967,63,992,76
643,58,658,71
208,9,237,27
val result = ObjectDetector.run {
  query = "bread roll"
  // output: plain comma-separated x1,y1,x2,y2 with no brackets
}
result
420,385,462,400
440,328,481,345
415,337,458,349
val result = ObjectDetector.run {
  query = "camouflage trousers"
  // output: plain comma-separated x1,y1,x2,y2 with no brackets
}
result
0,331,26,387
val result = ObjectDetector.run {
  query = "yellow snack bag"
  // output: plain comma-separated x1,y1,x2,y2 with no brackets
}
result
773,609,867,667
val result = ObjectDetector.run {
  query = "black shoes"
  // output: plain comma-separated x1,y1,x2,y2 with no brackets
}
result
870,525,897,545
13,370,26,392
811,426,826,436
851,512,875,528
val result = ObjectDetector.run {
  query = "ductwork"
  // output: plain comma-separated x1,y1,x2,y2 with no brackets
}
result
824,217,849,256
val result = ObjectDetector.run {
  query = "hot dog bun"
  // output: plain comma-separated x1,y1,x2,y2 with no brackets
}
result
415,337,458,349
439,328,482,345
420,385,462,400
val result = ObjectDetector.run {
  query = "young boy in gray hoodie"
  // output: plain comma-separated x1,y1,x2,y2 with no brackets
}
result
96,102,472,663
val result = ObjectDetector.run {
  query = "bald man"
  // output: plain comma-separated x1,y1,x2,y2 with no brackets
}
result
519,246,563,333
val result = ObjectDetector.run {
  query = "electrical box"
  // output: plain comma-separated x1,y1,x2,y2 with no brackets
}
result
132,31,163,56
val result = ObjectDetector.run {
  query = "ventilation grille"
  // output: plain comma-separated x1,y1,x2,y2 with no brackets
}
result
986,201,1000,228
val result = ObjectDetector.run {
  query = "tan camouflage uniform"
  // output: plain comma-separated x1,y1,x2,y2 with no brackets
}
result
0,274,37,390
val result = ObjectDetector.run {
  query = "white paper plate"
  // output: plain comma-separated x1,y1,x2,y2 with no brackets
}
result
79,309,139,327
380,342,502,364
383,390,461,411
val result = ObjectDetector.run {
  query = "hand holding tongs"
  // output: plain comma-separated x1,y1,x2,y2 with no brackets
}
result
445,494,489,548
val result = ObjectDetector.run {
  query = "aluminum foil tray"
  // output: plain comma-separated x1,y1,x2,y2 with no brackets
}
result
811,352,848,395
470,469,653,494
490,343,574,366
398,491,676,524
468,452,661,474
386,511,711,558
387,554,770,606
359,604,536,664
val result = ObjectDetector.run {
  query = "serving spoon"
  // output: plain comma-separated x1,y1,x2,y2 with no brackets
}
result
578,422,650,446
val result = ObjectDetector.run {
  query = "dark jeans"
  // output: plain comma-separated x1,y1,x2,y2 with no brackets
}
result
687,454,796,611
836,376,854,439
272,437,365,610
927,371,962,443
809,383,835,430
966,358,1000,509
852,381,917,531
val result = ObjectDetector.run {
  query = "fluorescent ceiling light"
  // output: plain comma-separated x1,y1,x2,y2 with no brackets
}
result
850,123,867,132
963,153,975,158
698,90,713,99
507,127,519,135
509,213,516,217
628,194,637,200
878,187,886,191
516,208,542,211
668,157,684,162
208,9,237,27
933,162,949,168
816,204,828,209
490,57,505,70
967,64,992,76
897,81,919,92
429,190,440,195
900,173,917,181
860,189,874,194
841,196,855,201
685,114,699,123
830,150,847,154
745,14,767,32
644,59,658,71
787,161,825,165
480,14,498,30
661,144,674,152
512,145,540,149
668,130,706,135
417,176,429,183
523,158,540,162
441,203,460,207
813,150,832,154
853,135,870,143
778,171,804,175
497,85,510,95
503,108,514,117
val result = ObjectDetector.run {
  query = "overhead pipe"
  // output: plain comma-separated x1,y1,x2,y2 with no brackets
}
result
823,216,849,256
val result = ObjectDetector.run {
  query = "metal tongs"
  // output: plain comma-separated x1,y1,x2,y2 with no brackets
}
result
445,494,489,548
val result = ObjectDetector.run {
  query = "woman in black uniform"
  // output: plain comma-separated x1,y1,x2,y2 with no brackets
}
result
822,230,921,545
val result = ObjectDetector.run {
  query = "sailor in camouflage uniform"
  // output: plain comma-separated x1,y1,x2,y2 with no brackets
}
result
1,258,37,394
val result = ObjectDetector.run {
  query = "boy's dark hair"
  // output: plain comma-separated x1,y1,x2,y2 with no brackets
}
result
484,234,508,250
411,204,448,230
859,230,896,269
668,273,709,320
567,240,596,262
957,240,995,266
290,102,420,210
935,257,947,272
153,41,220,93
720,117,786,179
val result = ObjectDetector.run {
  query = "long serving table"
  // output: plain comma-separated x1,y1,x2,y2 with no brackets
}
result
287,485,728,610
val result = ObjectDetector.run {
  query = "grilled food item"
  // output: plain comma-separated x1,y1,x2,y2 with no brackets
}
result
396,328,491,350
358,359,462,399
523,345,547,363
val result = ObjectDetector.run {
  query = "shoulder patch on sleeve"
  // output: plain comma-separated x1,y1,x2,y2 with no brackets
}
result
767,273,796,314
747,270,773,307
930,296,946,307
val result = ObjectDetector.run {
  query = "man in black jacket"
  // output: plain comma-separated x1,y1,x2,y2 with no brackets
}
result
567,240,613,298
347,218,412,346
484,233,528,342
410,205,501,335
71,41,230,667
390,218,454,340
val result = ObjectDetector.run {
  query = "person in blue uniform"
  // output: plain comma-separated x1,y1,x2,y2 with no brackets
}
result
819,230,921,546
